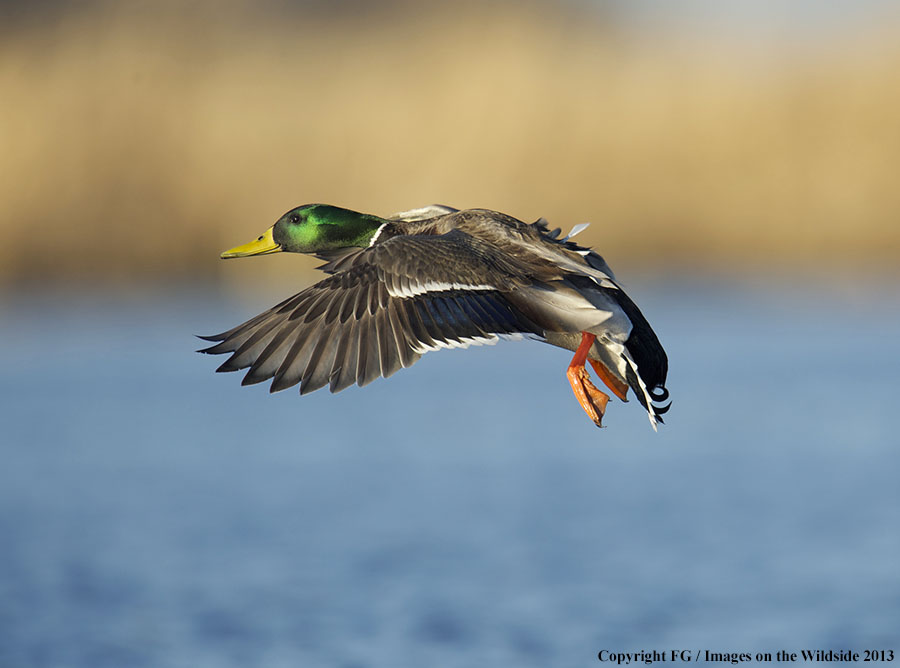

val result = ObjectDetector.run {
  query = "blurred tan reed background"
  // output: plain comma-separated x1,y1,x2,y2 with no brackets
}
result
2,0,899,289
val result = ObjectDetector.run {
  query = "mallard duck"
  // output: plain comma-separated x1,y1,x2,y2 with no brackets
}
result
199,204,669,429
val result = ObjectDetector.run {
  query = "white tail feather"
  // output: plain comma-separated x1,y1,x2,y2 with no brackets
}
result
621,349,660,431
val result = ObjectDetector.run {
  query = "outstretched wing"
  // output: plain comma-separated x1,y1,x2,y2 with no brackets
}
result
199,231,544,395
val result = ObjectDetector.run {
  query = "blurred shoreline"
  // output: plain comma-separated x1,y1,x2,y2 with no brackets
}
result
2,2,899,288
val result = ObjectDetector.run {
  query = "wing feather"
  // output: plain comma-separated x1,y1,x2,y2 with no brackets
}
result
299,320,341,395
356,316,382,387
329,319,360,393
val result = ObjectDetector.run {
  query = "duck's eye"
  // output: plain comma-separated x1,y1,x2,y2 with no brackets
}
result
290,214,300,224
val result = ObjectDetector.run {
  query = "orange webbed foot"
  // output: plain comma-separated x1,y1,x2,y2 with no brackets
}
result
566,332,611,428
567,365,610,427
587,358,629,402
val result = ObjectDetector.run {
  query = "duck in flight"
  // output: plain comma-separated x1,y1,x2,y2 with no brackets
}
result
199,204,670,429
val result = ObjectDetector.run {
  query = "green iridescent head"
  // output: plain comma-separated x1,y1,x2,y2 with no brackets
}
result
220,204,387,259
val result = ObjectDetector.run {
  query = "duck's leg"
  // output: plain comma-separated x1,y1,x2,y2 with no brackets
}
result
588,359,629,401
566,332,610,428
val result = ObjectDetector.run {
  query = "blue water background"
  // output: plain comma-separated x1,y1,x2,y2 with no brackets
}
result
1,280,898,667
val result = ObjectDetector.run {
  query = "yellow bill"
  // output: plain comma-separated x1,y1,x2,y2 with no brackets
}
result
220,227,281,259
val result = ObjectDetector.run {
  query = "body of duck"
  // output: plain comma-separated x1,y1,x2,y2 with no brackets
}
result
200,204,670,429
